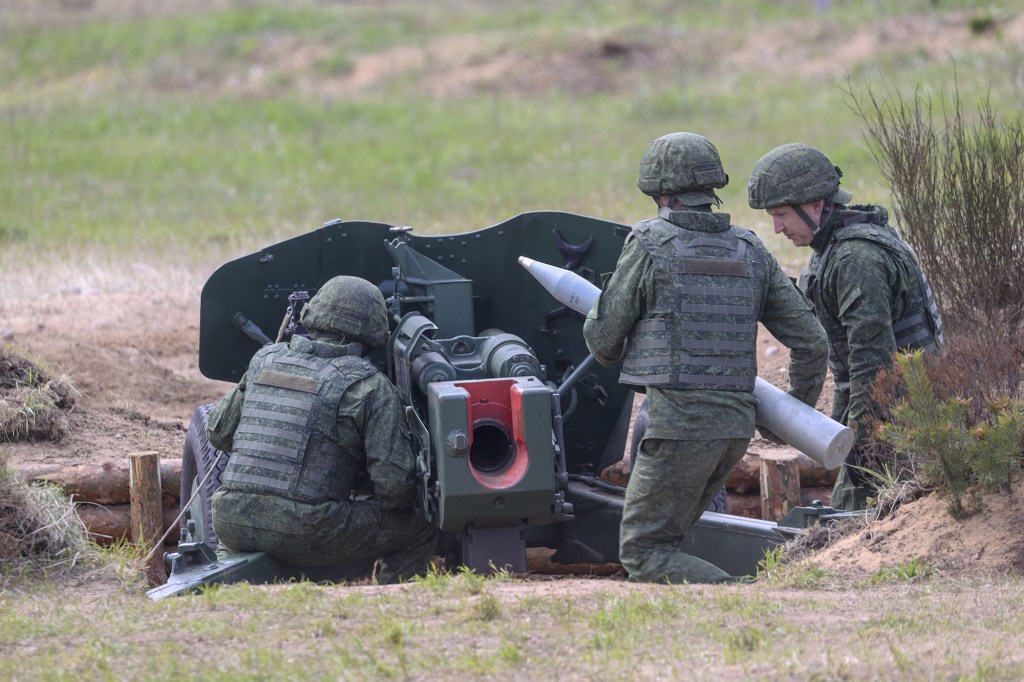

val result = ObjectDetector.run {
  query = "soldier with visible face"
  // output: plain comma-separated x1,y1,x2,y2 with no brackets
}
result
749,144,944,510
584,133,827,584
207,275,438,583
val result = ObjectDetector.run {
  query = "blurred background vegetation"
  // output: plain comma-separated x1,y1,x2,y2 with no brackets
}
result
1,0,1021,295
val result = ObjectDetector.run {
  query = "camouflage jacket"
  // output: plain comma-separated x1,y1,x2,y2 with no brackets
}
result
800,205,943,436
207,335,418,510
583,208,827,441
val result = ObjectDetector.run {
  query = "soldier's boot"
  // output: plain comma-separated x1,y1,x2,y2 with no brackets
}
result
376,510,440,584
830,465,871,511
623,548,735,585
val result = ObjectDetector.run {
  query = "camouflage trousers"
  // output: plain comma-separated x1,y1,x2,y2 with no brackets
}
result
830,464,872,512
619,437,749,584
212,489,439,584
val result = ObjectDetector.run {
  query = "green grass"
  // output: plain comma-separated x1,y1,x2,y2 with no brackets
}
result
3,568,1023,680
2,0,1022,285
868,556,932,585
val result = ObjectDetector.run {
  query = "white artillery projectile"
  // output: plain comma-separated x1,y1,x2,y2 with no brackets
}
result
518,255,853,470
518,256,601,315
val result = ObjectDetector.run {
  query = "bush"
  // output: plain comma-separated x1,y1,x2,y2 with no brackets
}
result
849,76,1024,518
849,78,1024,334
873,349,1023,519
0,452,93,586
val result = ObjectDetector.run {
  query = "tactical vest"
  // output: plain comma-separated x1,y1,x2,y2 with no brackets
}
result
802,211,944,382
220,337,377,504
620,213,765,392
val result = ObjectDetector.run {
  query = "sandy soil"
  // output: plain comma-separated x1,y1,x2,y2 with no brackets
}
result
1,288,227,469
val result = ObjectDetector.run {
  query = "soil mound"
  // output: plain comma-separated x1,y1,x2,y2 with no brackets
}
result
0,344,76,442
808,489,1024,578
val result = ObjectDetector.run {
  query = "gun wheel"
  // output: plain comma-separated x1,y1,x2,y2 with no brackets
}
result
180,403,229,547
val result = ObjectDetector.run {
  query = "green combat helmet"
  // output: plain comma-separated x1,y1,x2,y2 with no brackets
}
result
747,143,853,209
637,132,729,201
300,275,389,348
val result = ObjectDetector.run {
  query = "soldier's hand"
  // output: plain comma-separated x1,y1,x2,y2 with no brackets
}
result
757,427,785,446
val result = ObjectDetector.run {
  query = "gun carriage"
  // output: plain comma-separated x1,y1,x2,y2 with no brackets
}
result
149,212,848,599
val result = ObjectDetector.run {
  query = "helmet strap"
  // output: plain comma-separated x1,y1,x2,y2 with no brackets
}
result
792,201,832,235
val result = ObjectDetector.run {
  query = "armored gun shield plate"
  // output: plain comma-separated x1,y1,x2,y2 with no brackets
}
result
198,211,635,475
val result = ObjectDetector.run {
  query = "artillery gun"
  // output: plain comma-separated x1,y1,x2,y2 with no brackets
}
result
149,211,854,599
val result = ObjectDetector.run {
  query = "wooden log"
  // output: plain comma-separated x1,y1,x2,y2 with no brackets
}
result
800,486,833,507
726,449,837,494
160,461,181,503
75,504,181,545
599,457,631,486
524,547,623,577
760,452,801,521
725,492,763,519
129,451,166,585
726,454,762,494
13,459,182,505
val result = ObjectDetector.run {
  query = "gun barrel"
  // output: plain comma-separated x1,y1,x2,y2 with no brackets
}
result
232,312,275,347
519,256,852,470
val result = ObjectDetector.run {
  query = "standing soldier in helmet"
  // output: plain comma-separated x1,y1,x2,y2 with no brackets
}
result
206,275,438,583
748,143,944,511
584,132,827,584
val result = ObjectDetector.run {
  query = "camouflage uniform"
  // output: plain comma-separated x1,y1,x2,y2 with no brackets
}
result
584,133,827,584
749,144,943,511
207,277,438,584
800,206,943,509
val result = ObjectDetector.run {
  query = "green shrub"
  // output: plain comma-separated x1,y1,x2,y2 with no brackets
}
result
876,350,1023,518
850,79,1024,334
967,14,996,35
868,556,931,584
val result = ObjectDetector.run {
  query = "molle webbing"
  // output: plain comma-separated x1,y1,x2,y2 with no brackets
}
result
222,348,368,503
621,220,760,391
892,311,938,350
808,220,944,377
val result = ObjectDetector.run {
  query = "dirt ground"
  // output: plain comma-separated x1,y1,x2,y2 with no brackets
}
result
2,285,1021,581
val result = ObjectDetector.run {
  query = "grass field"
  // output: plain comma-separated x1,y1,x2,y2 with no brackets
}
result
2,563,1024,681
2,0,1022,288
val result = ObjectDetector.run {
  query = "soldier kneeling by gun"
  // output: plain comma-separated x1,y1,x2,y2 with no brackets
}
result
206,276,439,584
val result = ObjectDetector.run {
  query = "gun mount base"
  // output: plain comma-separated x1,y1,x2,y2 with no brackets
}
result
461,524,527,574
